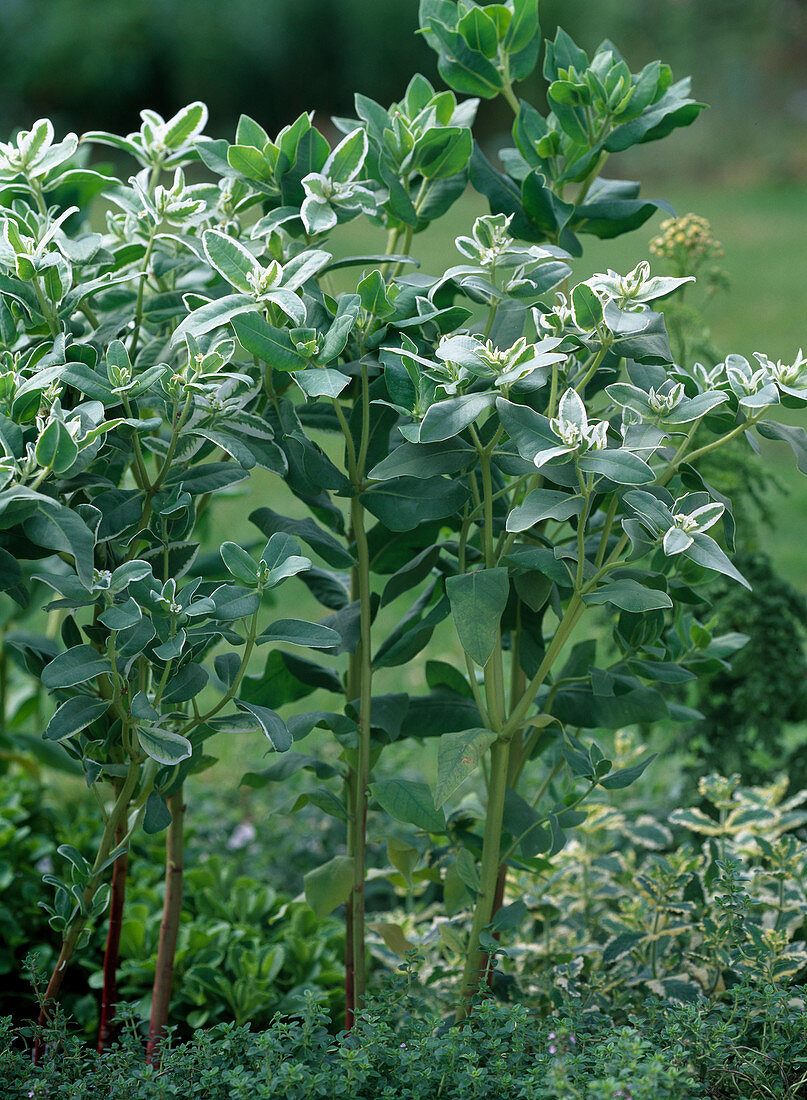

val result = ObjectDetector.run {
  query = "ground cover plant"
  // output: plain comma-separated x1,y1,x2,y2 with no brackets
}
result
2,0,807,1090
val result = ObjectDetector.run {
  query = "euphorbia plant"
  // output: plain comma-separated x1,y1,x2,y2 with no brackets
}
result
3,0,807,1041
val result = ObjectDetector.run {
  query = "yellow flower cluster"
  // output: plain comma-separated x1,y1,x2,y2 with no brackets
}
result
649,213,724,275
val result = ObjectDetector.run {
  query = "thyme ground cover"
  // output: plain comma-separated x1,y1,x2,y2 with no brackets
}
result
1,0,806,1091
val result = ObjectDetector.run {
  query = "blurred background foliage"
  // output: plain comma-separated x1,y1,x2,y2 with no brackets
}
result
1,0,806,183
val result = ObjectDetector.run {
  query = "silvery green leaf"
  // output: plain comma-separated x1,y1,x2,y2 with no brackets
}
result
577,448,654,484
557,387,587,431
281,249,332,291
172,293,253,344
665,391,729,423
323,126,368,183
234,700,292,751
220,541,259,584
663,526,693,555
684,532,751,589
136,725,192,765
583,579,672,612
623,490,675,533
203,229,259,294
293,368,350,398
45,697,110,741
533,443,575,468
301,195,338,235
739,382,779,408
161,101,208,150
506,488,584,532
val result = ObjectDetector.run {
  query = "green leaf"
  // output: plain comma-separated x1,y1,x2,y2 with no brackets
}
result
381,545,440,607
427,21,504,99
457,6,498,57
435,727,497,807
317,294,360,363
583,579,672,613
507,488,583,532
756,420,807,475
577,449,654,484
324,126,367,183
44,696,110,741
234,700,293,751
203,229,258,293
162,101,207,148
294,368,350,399
446,568,509,666
143,791,173,835
411,127,473,180
250,507,355,569
220,541,259,584
256,618,341,649
599,753,658,789
571,283,604,330
210,585,261,620
369,439,475,481
172,293,253,343
137,726,192,765
231,311,306,372
42,646,113,689
160,663,209,704
684,532,751,590
304,854,354,918
35,419,78,474
357,269,394,318
25,499,96,587
418,392,496,443
371,778,447,833
259,531,312,586
360,476,468,531
504,0,539,54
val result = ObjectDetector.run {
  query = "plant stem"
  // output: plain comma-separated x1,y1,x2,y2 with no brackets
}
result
349,493,373,1013
96,815,129,1053
129,227,158,358
34,760,140,1061
336,366,374,1021
146,789,185,1064
456,737,512,1019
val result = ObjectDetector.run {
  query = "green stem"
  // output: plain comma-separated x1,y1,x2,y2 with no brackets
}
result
175,610,259,737
146,788,185,1064
502,593,585,742
33,277,59,336
129,227,158,358
456,737,512,1019
349,494,373,1012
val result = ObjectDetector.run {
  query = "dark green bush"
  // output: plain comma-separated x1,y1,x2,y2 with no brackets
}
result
6,972,807,1099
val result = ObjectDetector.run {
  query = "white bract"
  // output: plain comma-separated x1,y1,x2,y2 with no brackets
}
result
753,349,807,400
537,388,608,467
725,354,780,408
586,260,694,311
455,213,555,270
663,499,725,555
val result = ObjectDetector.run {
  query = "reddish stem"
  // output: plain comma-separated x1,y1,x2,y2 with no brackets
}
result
146,790,184,1064
97,822,129,1053
486,863,508,989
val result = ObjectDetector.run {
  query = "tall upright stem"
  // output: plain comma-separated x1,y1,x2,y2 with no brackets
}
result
34,761,140,1063
96,816,129,1053
336,366,374,1022
456,737,511,1018
146,789,185,1064
350,495,373,1011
